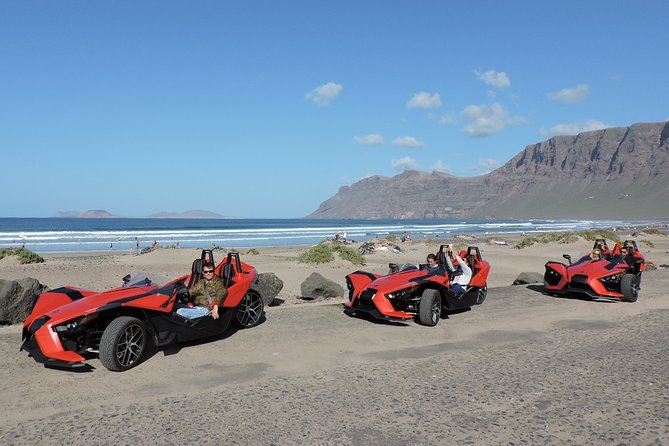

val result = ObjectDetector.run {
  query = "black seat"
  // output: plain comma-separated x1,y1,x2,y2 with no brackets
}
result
220,261,236,288
187,258,203,289
467,255,480,277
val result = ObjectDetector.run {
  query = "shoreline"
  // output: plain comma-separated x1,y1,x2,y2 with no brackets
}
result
2,227,667,306
2,218,666,255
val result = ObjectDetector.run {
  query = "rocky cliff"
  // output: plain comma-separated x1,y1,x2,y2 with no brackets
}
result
308,121,669,219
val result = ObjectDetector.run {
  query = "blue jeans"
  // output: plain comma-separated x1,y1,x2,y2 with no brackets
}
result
451,283,466,296
175,305,211,319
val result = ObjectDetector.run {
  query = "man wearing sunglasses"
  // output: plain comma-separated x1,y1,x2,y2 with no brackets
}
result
176,262,228,320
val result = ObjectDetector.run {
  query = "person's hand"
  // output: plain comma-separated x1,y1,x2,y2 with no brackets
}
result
211,305,219,319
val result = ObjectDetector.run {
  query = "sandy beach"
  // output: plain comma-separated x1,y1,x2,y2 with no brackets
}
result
1,231,668,444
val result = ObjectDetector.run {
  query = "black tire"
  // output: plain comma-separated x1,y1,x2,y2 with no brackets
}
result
621,273,639,303
476,283,488,305
418,289,441,326
233,291,264,328
99,316,147,372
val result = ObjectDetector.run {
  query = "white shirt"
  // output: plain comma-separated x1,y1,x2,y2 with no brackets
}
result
445,254,472,286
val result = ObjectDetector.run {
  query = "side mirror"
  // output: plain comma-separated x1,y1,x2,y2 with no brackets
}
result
122,274,131,285
388,263,399,273
562,254,572,265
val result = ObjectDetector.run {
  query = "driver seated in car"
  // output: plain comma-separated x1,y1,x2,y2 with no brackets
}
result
420,253,446,275
444,245,472,296
176,262,227,320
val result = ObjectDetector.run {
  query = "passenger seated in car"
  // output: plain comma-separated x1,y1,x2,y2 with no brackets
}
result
175,262,228,319
444,245,472,296
591,249,602,261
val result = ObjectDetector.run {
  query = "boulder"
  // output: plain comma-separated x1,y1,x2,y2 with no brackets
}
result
253,273,284,306
300,273,345,300
512,272,544,285
0,278,47,324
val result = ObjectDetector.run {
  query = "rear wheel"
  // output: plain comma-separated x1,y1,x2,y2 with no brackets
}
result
621,274,639,303
476,283,488,305
234,291,264,328
418,289,441,326
99,316,147,372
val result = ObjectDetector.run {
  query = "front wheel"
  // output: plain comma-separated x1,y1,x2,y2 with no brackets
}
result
621,274,639,303
418,289,441,326
476,283,488,305
99,316,147,372
233,291,265,328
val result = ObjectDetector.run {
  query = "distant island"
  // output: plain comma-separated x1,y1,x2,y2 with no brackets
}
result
145,210,227,219
54,210,117,218
53,210,226,219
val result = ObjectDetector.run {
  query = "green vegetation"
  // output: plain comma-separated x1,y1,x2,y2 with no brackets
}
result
0,248,45,264
640,239,655,248
514,229,621,249
247,248,260,255
332,244,366,266
386,235,398,242
643,228,664,235
298,242,365,266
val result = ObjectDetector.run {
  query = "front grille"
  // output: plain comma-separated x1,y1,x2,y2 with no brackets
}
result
359,289,376,305
570,274,591,290
544,269,562,286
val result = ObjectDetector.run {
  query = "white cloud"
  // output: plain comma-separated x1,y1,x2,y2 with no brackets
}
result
353,134,384,145
392,136,424,148
407,92,442,109
463,158,502,175
460,102,527,137
539,119,609,137
306,81,343,106
433,160,451,173
474,69,510,88
476,159,501,171
547,84,589,103
392,156,419,171
439,114,456,125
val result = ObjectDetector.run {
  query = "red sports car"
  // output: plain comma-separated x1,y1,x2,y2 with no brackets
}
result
544,239,645,302
344,245,490,326
21,250,265,371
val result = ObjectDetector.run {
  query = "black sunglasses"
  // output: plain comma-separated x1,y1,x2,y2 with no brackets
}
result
203,270,215,274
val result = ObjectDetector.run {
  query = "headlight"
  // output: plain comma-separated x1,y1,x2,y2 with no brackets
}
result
387,286,417,299
54,320,80,333
53,314,98,333
600,274,620,283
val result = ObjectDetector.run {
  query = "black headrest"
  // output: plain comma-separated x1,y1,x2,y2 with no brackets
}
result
467,255,476,267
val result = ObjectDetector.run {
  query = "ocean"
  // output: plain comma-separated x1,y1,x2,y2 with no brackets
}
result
0,217,657,254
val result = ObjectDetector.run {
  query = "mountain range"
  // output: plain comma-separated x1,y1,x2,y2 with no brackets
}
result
308,121,669,220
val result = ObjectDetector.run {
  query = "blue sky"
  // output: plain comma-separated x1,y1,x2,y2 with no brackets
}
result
1,1,667,218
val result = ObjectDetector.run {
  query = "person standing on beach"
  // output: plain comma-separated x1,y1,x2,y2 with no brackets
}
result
176,262,227,319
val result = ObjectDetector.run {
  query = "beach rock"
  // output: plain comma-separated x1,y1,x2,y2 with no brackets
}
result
300,273,344,300
254,273,284,306
0,278,47,324
513,272,544,285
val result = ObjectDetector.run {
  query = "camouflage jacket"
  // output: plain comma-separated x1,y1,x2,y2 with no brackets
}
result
190,275,228,307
